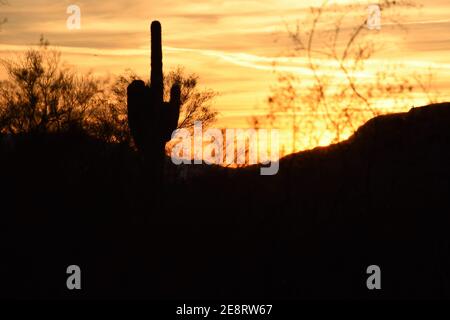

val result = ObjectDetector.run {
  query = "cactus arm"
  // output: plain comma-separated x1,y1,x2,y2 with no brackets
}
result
162,84,181,142
169,83,181,131
127,79,148,151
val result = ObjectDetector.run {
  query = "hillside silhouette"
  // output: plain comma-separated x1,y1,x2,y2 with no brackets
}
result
1,101,450,299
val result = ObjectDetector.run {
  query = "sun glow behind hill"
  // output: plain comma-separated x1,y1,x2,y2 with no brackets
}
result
1,0,449,154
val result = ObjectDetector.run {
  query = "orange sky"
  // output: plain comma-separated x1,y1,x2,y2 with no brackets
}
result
1,0,449,152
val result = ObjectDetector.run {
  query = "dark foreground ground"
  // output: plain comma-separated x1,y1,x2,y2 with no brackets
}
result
1,102,450,299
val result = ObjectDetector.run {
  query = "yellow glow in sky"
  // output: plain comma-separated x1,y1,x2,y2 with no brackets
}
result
1,0,449,152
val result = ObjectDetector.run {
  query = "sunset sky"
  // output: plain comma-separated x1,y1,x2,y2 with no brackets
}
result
1,0,449,151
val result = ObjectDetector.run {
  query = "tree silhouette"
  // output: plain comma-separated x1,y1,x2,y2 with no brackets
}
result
261,0,439,152
90,68,217,145
0,38,98,134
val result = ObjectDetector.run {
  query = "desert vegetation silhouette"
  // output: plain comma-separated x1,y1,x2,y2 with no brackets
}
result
252,0,440,154
0,15,450,301
0,39,217,144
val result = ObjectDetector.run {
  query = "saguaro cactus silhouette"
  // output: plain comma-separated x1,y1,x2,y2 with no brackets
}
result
127,21,181,185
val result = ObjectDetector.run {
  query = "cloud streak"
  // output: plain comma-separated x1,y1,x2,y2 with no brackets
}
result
0,0,449,135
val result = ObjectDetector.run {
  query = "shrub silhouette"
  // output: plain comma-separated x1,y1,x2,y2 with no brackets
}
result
0,38,99,135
